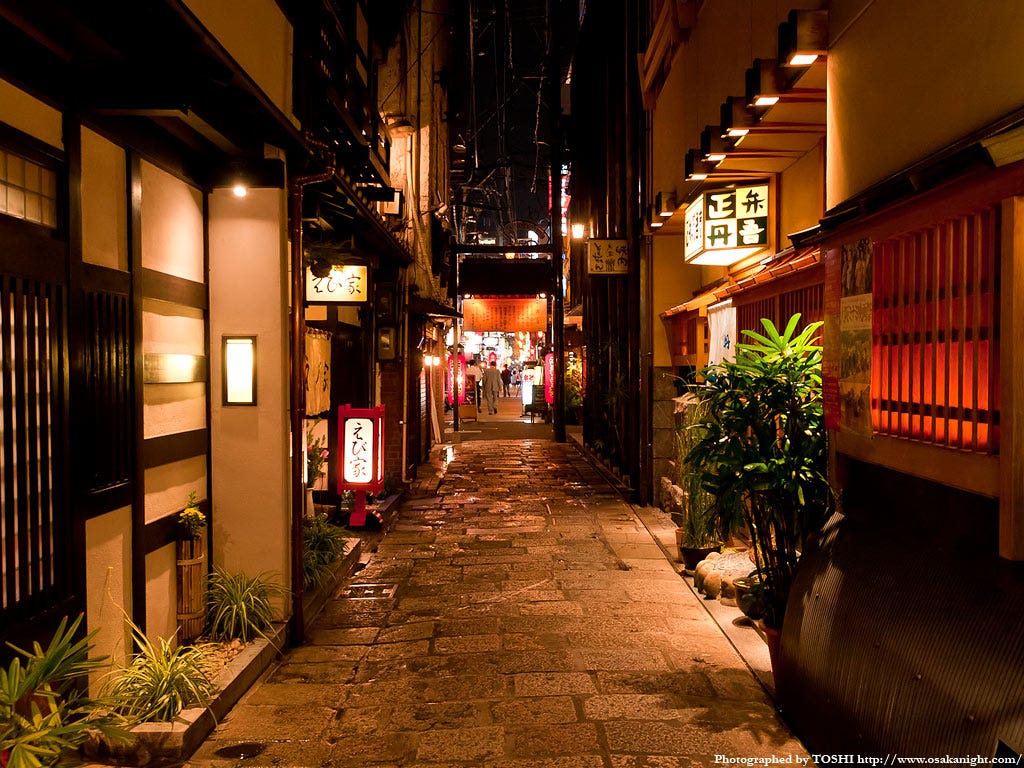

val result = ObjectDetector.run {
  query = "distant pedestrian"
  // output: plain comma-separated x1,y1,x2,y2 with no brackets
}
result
482,361,502,414
500,364,512,396
513,369,521,395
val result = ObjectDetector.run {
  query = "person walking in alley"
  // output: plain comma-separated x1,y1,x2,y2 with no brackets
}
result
482,360,502,414
500,364,512,396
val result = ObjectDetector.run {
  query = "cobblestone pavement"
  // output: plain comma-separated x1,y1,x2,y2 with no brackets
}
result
187,439,808,767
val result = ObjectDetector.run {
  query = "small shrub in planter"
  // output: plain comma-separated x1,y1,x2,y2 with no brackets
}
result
104,624,215,723
1,615,128,768
205,569,284,643
303,515,350,589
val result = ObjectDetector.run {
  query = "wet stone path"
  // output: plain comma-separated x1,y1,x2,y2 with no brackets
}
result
188,440,807,767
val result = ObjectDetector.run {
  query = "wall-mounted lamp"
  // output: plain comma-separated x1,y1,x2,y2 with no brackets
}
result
655,191,676,218
778,9,828,67
571,222,586,239
210,158,285,195
685,149,714,181
745,59,783,108
222,335,257,405
700,127,729,163
720,97,758,140
648,205,664,229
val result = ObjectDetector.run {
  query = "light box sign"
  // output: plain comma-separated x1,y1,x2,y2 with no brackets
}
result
337,404,385,527
305,264,369,303
684,184,769,266
587,239,628,275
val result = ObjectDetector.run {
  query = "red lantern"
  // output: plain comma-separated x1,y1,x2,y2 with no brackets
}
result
337,404,385,526
445,354,468,405
544,352,555,406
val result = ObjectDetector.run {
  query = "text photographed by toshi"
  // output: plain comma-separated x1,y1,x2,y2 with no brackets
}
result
336,404,385,526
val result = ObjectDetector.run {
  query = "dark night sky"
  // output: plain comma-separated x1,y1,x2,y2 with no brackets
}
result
460,0,556,245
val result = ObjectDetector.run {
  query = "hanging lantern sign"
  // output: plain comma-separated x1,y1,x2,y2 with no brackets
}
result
305,264,370,304
684,184,770,266
587,239,628,275
544,352,555,405
337,404,385,526
445,354,468,405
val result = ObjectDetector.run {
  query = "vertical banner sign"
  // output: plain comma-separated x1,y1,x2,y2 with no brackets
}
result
337,404,385,526
544,352,555,405
587,239,628,275
839,238,873,436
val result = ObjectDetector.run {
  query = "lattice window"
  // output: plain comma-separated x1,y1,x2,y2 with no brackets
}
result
1,276,68,616
871,208,1000,452
0,150,58,228
736,283,824,339
84,290,132,490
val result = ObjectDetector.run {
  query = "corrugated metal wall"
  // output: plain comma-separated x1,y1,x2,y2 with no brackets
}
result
780,459,1024,758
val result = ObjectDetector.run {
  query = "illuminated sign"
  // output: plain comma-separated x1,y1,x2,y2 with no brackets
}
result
446,354,468,405
305,264,369,303
337,404,385,527
683,184,769,266
544,352,555,406
587,239,628,275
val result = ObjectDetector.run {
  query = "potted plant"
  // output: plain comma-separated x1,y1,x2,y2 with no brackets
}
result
674,395,739,570
686,314,831,640
177,492,207,643
1,615,128,768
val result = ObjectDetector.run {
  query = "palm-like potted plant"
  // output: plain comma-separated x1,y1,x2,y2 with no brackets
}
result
686,314,831,635
674,395,739,569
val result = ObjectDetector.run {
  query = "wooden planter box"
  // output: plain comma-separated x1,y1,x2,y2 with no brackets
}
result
176,535,206,643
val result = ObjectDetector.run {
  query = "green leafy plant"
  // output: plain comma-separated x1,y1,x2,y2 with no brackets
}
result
104,624,215,723
306,420,329,487
302,515,350,590
686,314,832,628
676,395,737,548
1,615,127,768
178,491,206,537
205,569,284,643
565,356,583,410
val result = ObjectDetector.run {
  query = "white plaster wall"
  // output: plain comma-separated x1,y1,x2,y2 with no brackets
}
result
145,544,177,642
144,382,207,439
182,0,294,120
827,0,1024,206
81,128,128,270
85,506,132,691
143,300,205,353
651,234,702,368
779,140,825,243
144,455,208,524
208,187,290,597
140,161,205,283
0,78,62,148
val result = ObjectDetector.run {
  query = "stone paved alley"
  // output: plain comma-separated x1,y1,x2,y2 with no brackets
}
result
186,439,809,767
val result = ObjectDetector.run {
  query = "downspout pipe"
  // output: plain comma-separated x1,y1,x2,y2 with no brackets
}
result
288,168,333,646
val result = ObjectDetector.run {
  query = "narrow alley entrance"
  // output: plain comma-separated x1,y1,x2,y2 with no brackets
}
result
187,441,807,766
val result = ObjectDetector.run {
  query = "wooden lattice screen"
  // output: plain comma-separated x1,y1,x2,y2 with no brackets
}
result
83,289,132,490
735,282,825,339
1,275,68,618
871,208,1000,452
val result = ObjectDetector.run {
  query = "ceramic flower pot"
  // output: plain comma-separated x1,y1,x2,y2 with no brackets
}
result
679,543,721,571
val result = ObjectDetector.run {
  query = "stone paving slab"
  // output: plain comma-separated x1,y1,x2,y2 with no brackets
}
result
185,439,807,767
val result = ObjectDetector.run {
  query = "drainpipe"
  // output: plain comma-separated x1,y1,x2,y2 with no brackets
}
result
288,168,333,646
